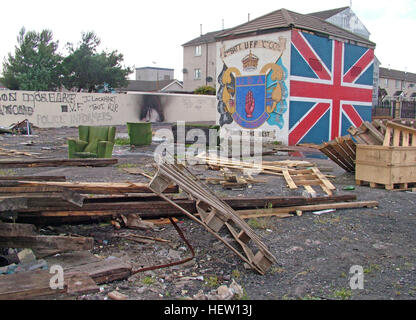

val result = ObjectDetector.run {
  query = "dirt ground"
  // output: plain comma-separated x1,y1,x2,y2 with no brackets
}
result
1,124,415,301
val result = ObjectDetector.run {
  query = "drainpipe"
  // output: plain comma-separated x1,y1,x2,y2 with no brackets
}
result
205,42,209,86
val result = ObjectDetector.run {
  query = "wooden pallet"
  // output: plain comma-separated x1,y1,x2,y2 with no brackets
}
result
319,136,356,172
347,121,384,145
282,167,336,196
148,161,277,275
383,121,416,147
356,179,416,191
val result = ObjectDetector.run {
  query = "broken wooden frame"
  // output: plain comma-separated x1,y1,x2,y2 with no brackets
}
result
148,161,277,275
282,167,336,196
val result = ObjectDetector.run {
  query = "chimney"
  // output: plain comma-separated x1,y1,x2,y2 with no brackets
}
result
200,24,202,36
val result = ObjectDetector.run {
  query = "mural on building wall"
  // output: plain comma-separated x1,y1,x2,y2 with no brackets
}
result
289,29,374,145
217,37,288,130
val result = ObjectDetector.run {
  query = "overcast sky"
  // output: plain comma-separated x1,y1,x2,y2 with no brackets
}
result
0,0,415,81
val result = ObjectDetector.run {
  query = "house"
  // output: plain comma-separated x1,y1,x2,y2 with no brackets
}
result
135,67,174,81
117,79,183,93
182,29,228,92
215,8,375,145
378,67,416,100
308,6,370,39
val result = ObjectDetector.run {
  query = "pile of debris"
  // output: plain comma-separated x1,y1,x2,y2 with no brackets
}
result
0,154,380,299
320,119,416,190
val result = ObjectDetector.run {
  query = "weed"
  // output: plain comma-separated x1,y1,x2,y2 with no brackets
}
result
364,264,381,274
332,288,352,300
270,266,285,274
247,218,269,230
116,163,137,169
142,276,155,285
231,269,241,279
340,272,347,278
239,288,249,300
115,137,130,145
0,169,16,176
205,276,219,288
301,294,322,300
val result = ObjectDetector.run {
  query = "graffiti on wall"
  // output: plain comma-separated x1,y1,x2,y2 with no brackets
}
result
217,36,288,129
0,91,121,126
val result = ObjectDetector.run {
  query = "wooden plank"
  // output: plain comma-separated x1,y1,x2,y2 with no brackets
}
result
387,121,416,135
383,127,392,146
64,257,132,284
0,181,178,195
319,144,351,172
0,176,66,181
311,167,336,190
0,270,66,300
0,158,118,168
0,222,37,237
0,235,94,251
362,121,384,144
66,273,99,295
282,169,297,189
236,201,379,216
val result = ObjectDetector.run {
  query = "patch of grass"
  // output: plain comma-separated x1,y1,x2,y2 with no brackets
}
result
115,137,130,145
231,269,241,279
239,288,249,300
313,216,342,225
247,217,275,230
142,276,155,285
0,169,16,176
364,264,381,275
116,163,137,169
247,218,267,229
332,288,352,300
301,294,322,300
340,272,347,278
271,141,282,145
270,266,285,274
205,276,219,288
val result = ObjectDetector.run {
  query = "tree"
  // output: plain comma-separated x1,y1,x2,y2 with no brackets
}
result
1,27,63,91
62,31,132,92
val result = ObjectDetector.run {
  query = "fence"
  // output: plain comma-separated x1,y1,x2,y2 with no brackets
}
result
372,100,394,118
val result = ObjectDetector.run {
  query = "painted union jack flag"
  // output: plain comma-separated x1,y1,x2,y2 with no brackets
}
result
288,30,374,145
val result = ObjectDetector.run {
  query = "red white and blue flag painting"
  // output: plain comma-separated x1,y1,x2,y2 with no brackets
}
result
288,29,374,145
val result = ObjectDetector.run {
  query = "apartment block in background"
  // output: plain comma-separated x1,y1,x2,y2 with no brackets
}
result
182,30,226,92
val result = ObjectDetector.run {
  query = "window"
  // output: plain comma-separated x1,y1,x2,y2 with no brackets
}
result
384,79,389,87
195,45,202,56
396,80,401,89
409,83,415,88
194,69,201,80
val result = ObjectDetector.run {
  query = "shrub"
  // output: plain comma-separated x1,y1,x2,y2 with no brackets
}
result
194,85,216,95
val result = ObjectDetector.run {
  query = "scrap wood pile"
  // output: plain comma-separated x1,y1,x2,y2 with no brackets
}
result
0,155,380,298
196,153,335,196
319,119,416,172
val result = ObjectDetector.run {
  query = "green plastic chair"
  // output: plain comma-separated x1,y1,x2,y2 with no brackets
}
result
68,125,116,158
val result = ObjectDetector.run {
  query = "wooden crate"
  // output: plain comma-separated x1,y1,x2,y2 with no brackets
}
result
355,144,416,189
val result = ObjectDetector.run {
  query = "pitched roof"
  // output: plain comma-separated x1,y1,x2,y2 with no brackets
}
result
182,29,229,46
379,67,416,82
118,79,181,92
308,6,349,20
216,8,375,47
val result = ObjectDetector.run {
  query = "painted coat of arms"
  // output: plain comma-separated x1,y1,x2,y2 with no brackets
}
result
217,39,288,130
